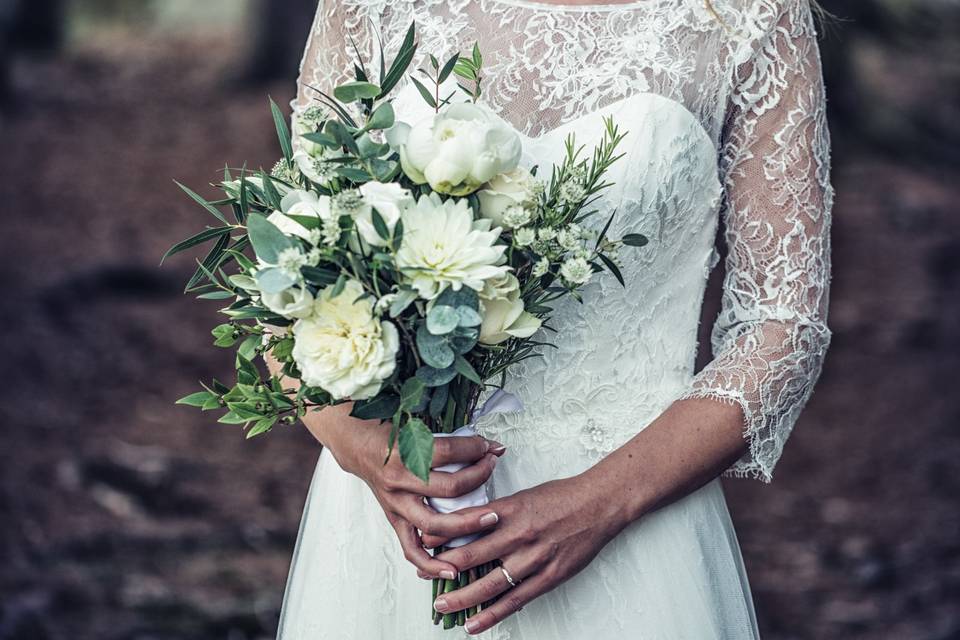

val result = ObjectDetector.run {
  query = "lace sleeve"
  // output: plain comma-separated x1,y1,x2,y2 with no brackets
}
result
681,0,834,482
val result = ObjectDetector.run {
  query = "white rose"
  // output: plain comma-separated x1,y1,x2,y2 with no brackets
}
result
480,272,520,302
262,285,314,319
292,280,399,400
267,190,334,242
356,181,414,246
390,102,522,196
479,289,542,346
477,167,540,226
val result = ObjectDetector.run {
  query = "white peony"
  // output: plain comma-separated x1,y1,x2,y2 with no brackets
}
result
395,193,510,300
267,190,335,243
389,102,522,196
479,289,542,346
477,166,541,227
355,181,414,247
262,285,314,319
292,280,399,400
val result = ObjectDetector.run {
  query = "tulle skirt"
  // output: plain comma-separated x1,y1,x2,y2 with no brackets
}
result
275,440,760,640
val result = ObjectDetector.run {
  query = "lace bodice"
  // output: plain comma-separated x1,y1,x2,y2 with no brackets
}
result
291,0,833,481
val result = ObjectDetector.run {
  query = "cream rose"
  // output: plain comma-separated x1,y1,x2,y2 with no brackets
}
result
476,167,540,227
292,280,399,400
479,289,542,346
389,102,522,196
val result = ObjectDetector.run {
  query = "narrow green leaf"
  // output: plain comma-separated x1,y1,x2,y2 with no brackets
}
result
598,253,625,287
161,226,231,264
409,76,437,108
622,233,649,247
439,52,459,83
371,207,390,241
270,97,294,162
175,180,230,225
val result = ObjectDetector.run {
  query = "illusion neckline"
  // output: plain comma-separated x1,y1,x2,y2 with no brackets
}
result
485,0,648,13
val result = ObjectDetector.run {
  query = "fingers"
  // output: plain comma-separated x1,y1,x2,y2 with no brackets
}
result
388,452,498,497
388,516,460,581
461,571,551,635
395,495,500,541
434,528,506,572
433,553,537,615
433,436,506,467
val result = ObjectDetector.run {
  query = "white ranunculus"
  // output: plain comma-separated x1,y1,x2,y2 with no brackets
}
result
476,167,541,227
356,181,414,247
262,285,314,319
395,193,510,300
292,280,399,400
390,102,522,196
479,289,542,346
267,190,334,242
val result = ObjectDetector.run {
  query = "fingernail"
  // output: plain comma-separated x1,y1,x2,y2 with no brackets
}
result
479,512,499,526
466,620,481,633
434,597,449,612
489,443,507,455
440,570,457,580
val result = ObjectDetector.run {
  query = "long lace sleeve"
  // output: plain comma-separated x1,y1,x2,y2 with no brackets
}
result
682,0,834,482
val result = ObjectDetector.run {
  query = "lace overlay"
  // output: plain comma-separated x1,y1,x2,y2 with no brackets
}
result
291,0,832,482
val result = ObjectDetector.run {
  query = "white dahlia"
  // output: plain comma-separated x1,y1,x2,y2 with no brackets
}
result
395,193,510,300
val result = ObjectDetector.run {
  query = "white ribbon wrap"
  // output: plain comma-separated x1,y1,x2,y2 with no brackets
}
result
426,389,522,548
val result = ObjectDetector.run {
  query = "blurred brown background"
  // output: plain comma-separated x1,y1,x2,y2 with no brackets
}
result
0,1,957,639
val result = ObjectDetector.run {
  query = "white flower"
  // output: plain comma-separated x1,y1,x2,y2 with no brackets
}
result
480,272,520,302
513,228,535,247
262,285,314,320
538,228,557,242
531,257,550,278
557,226,582,251
477,166,541,226
292,280,399,400
373,293,398,316
560,256,593,285
355,181,414,246
395,193,510,300
267,190,335,242
294,148,338,186
276,247,308,279
501,205,533,229
390,102,522,196
479,289,542,346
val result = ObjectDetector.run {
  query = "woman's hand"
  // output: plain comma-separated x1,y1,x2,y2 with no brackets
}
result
305,404,506,581
425,474,626,635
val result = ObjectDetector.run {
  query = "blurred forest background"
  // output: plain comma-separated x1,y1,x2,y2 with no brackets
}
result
1,1,958,639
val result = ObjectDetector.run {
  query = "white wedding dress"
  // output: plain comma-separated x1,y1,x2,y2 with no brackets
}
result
277,1,833,638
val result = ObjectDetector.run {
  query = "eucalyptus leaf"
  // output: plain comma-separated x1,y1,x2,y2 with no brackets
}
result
247,212,295,264
367,101,395,130
435,286,479,311
333,81,381,103
455,306,483,327
416,324,455,368
255,267,296,294
453,354,482,384
415,364,458,387
389,288,418,317
426,305,459,335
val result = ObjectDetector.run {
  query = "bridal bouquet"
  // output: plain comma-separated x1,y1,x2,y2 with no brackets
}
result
169,24,645,629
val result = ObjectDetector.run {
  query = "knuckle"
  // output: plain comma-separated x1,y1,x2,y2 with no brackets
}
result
455,546,475,568
504,595,525,613
518,525,538,545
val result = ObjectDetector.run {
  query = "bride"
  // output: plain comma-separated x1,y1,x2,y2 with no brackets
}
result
274,0,832,637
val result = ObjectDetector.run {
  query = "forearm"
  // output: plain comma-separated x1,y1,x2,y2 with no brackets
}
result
583,396,748,528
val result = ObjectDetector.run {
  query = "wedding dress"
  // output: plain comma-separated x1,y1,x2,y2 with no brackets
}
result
277,1,832,638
